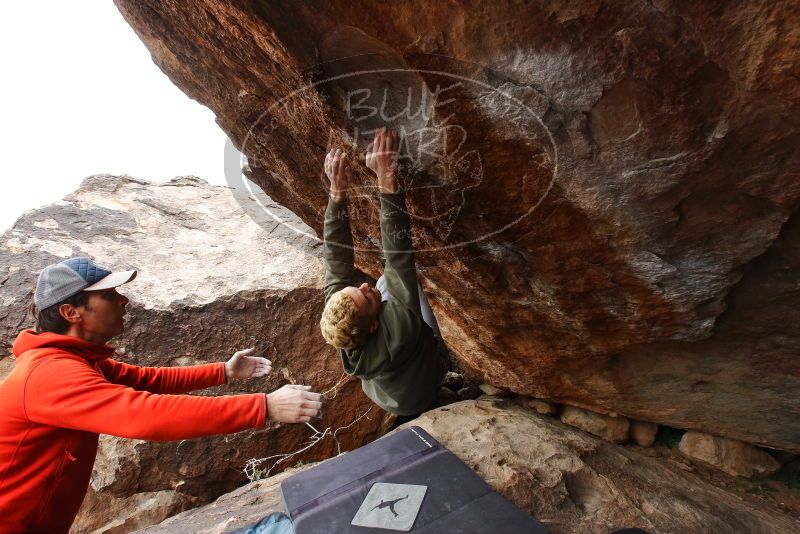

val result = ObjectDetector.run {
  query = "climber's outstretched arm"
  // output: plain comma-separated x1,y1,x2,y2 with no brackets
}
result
367,128,422,316
323,148,355,302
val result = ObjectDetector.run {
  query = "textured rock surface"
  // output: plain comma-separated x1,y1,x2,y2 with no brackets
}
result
136,400,800,534
560,405,630,443
0,176,392,533
135,469,295,534
113,0,800,452
73,486,191,534
679,431,781,478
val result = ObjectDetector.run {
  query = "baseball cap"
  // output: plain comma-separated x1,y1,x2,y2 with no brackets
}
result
33,257,137,311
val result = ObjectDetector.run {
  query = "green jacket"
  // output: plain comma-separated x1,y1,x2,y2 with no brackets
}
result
323,192,447,415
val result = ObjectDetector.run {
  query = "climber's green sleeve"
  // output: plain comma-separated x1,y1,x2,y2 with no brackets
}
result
379,192,422,316
323,196,353,303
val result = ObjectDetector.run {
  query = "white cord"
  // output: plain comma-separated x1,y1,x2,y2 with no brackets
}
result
244,376,375,482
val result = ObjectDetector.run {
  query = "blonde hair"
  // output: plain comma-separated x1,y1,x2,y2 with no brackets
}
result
320,291,370,349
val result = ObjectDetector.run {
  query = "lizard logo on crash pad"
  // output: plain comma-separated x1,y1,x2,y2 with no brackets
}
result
351,482,427,531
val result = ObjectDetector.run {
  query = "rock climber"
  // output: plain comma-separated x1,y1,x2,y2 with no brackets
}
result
0,257,323,533
319,127,449,419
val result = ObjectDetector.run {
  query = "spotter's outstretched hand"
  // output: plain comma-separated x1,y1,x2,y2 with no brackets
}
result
225,347,271,380
266,384,323,423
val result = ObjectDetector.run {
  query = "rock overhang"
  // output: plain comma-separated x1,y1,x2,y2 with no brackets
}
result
109,0,800,452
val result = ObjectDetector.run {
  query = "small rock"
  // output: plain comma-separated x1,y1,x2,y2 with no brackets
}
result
678,431,781,478
630,420,659,447
457,385,481,400
72,487,191,533
440,372,464,392
478,383,505,396
521,398,560,416
560,405,629,444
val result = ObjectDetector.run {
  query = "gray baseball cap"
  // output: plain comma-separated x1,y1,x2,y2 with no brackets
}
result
34,257,137,311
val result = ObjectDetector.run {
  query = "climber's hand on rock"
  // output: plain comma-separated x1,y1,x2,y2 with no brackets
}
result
225,347,272,380
325,148,351,202
266,384,323,423
365,127,399,193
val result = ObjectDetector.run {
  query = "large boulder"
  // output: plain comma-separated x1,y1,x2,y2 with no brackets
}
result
0,175,392,532
113,0,800,452
135,400,800,534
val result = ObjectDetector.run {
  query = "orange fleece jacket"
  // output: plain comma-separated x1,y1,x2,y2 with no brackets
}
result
0,330,266,534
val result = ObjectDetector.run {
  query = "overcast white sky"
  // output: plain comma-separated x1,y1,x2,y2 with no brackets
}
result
0,1,236,233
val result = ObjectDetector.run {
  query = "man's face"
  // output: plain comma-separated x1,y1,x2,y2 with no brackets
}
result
76,288,129,342
341,283,381,320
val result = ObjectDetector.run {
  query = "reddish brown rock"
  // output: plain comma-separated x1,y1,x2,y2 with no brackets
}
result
112,1,800,453
72,485,192,534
